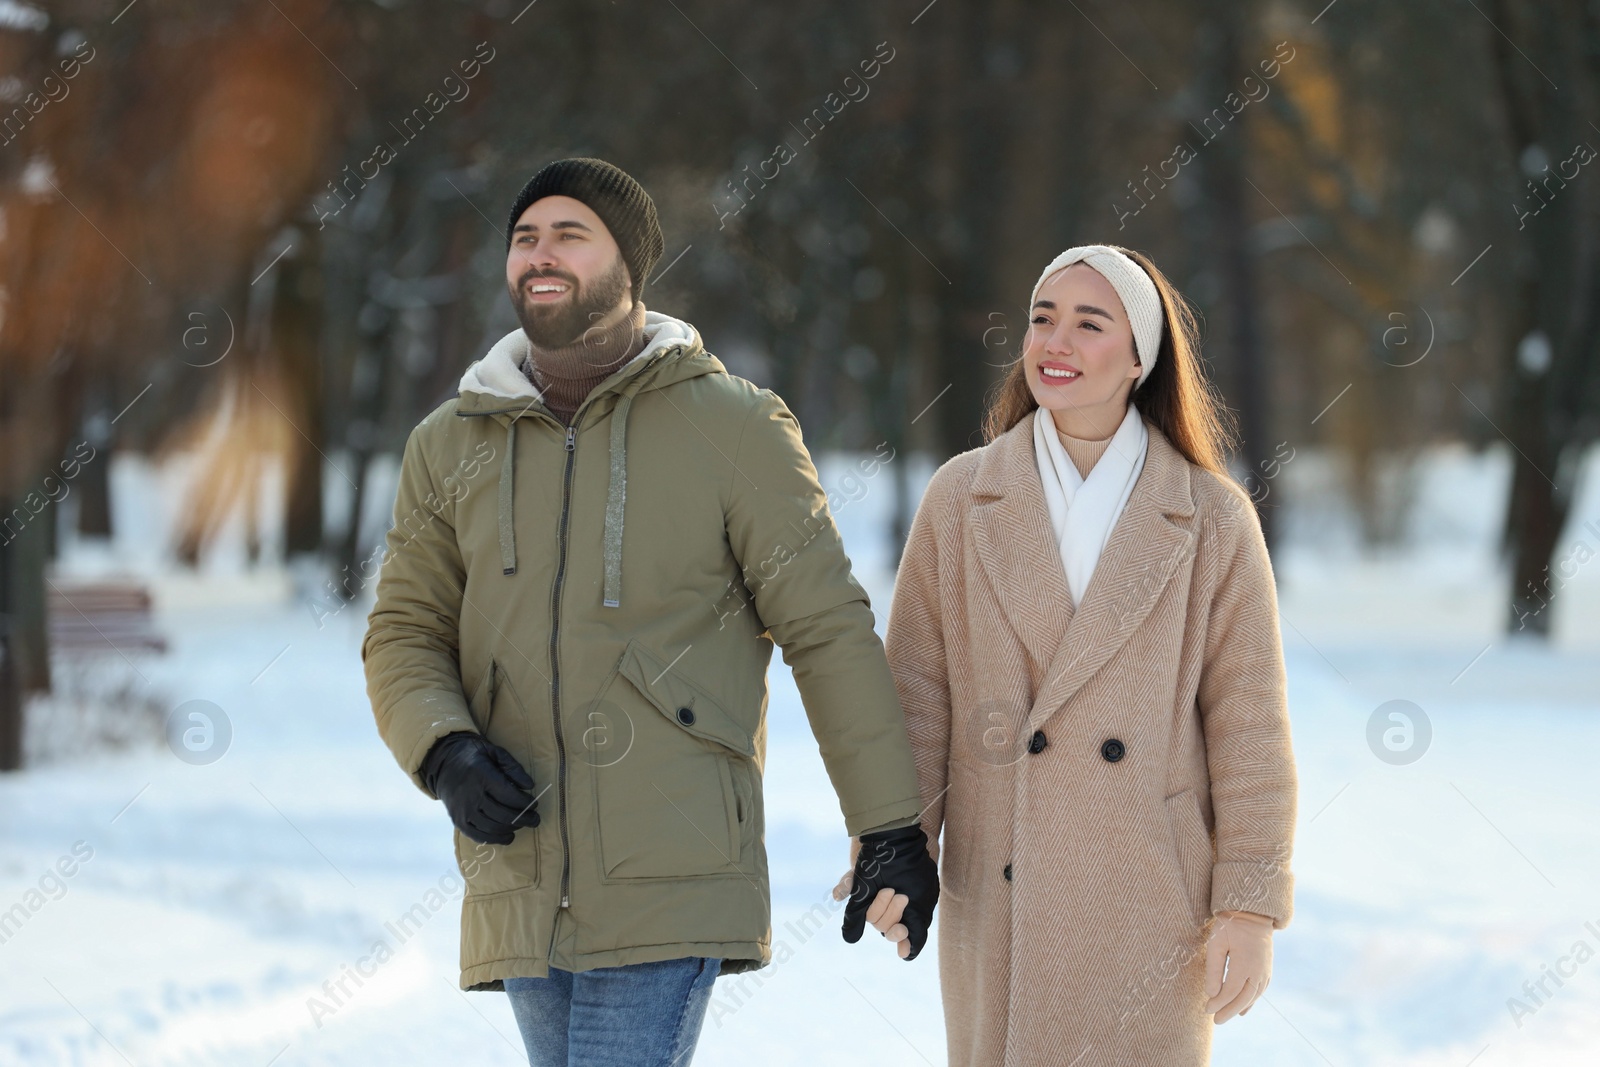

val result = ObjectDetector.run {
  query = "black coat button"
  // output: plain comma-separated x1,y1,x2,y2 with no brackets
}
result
1101,738,1126,762
677,706,695,725
1027,730,1048,755
1003,863,1013,882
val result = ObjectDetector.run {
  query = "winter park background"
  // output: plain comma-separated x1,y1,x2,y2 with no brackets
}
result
4,1,1600,1065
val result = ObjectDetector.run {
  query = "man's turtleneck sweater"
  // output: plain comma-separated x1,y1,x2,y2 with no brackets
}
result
520,301,648,425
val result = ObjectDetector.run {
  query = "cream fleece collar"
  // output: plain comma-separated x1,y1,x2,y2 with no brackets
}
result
458,311,702,402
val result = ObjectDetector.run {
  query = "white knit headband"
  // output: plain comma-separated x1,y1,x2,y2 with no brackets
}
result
1029,244,1163,388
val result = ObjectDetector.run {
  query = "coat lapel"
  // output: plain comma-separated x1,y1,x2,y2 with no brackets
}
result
968,412,1198,732
971,416,1075,683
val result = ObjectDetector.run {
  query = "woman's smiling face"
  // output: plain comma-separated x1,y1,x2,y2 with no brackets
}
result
1023,262,1142,437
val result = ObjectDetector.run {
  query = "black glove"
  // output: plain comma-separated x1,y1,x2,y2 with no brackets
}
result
419,732,540,846
841,823,940,960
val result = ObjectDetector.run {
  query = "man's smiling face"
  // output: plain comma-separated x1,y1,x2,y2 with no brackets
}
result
505,194,633,348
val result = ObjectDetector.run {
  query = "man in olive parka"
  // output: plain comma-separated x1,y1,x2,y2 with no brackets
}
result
362,158,939,1062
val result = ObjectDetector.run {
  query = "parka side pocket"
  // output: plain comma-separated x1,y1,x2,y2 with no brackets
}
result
455,658,540,896
728,754,757,863
466,658,498,736
454,824,540,898
1164,788,1213,926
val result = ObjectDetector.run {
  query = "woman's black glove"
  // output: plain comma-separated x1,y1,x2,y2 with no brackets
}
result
841,823,940,960
419,732,540,846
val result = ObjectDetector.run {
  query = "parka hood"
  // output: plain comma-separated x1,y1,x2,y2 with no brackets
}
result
454,310,725,605
455,310,713,410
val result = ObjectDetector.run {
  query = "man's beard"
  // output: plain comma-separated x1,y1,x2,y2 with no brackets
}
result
509,254,631,349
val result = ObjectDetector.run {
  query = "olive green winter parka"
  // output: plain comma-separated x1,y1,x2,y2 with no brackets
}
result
362,311,922,990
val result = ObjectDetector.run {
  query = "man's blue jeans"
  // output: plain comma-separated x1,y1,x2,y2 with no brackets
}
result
503,956,721,1066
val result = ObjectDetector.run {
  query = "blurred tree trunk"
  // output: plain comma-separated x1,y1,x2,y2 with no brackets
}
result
423,209,478,407
333,328,384,594
0,518,20,771
930,0,1017,456
76,386,114,539
275,227,327,559
1194,0,1273,547
8,470,52,698
1488,0,1595,637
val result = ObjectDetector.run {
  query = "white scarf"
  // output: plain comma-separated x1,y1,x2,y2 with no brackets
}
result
1032,405,1148,606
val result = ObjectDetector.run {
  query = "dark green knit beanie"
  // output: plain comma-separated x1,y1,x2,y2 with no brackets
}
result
505,158,664,302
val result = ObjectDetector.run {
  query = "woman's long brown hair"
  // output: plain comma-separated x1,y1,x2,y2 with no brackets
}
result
980,245,1237,479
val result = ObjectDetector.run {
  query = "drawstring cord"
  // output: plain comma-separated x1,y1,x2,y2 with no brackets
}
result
602,389,636,608
498,417,518,575
493,363,661,600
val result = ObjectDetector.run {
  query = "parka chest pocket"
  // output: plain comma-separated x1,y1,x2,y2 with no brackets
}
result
593,639,755,881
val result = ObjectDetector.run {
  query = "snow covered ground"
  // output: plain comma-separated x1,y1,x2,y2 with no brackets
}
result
1,443,1597,1066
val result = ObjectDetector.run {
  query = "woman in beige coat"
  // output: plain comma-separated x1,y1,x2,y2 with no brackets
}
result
839,244,1297,1066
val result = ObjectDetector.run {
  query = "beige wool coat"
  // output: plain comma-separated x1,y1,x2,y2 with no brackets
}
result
885,411,1297,1067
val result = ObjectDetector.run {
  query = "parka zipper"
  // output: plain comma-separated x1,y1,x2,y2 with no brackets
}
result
551,421,577,910
459,344,679,934
541,352,674,914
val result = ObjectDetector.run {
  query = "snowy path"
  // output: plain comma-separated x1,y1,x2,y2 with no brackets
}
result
0,584,949,1065
3,454,1599,1065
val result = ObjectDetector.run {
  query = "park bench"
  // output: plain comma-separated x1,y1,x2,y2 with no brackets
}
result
47,580,168,656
